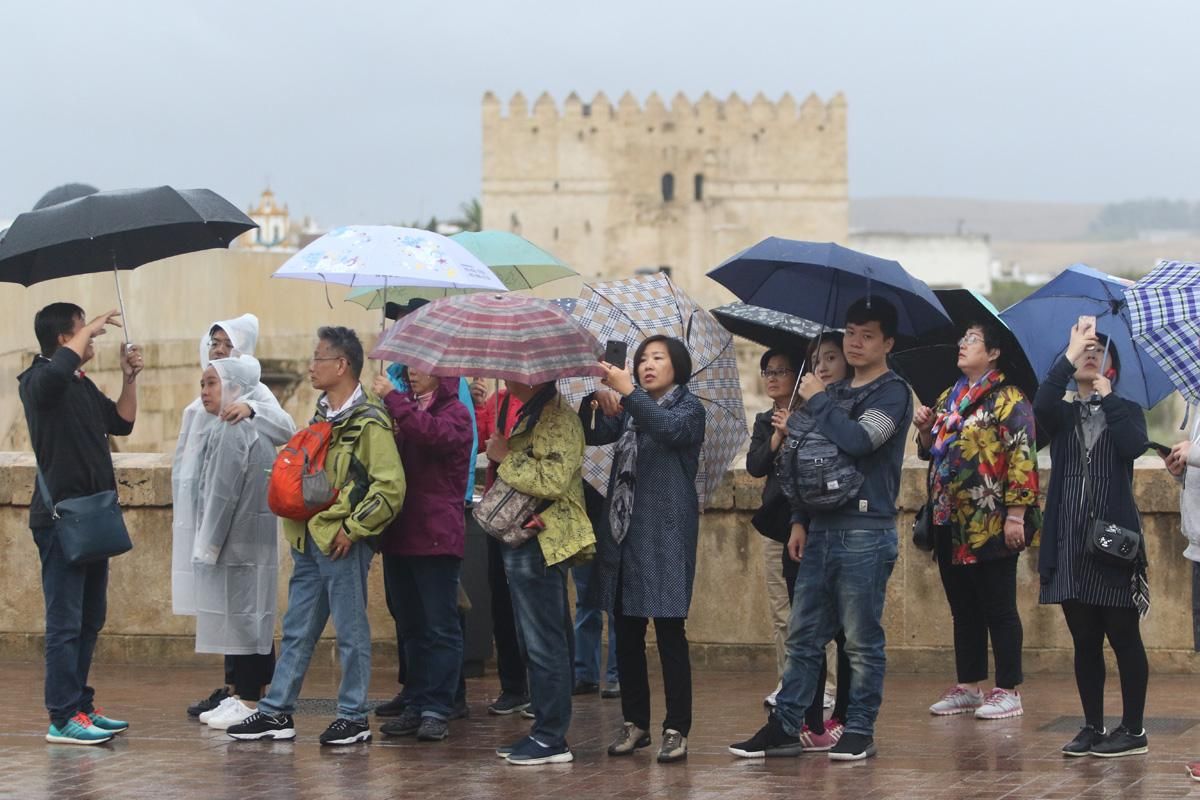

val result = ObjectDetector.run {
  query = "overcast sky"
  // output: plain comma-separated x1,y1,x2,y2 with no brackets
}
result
2,0,1197,225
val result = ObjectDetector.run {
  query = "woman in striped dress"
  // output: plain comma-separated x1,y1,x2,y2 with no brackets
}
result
1035,321,1149,759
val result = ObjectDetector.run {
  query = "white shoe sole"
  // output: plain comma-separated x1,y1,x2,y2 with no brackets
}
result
321,731,371,746
208,715,253,731
930,706,981,716
727,746,765,758
975,708,1024,720
45,733,113,745
829,744,877,761
228,728,296,741
1090,745,1148,758
506,751,574,765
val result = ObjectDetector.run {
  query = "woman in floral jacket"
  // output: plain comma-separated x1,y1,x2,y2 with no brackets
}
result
914,321,1041,723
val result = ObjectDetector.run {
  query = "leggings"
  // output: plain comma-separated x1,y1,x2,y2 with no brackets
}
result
1060,600,1147,732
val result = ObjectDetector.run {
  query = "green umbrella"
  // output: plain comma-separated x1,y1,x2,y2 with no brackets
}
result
345,230,575,309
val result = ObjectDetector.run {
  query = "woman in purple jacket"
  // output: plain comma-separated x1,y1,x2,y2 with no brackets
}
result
372,369,475,743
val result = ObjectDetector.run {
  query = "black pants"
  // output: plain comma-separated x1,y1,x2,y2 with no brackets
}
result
615,594,692,736
784,549,850,732
487,535,528,696
1060,600,1148,731
937,553,1024,689
224,650,275,702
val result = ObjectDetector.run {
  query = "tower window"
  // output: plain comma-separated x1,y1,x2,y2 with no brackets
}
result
694,174,704,201
661,173,675,203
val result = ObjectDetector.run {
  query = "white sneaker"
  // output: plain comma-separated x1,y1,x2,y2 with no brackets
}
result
207,698,255,729
199,696,237,724
975,688,1023,720
763,681,782,708
929,685,984,716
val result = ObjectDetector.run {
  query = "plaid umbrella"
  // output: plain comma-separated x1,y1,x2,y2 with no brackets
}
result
1126,259,1200,405
367,292,605,384
558,273,748,506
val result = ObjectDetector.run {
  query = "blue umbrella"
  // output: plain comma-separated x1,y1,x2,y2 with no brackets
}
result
707,238,953,338
998,264,1175,409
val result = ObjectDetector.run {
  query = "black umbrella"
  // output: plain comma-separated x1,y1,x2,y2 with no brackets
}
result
0,185,257,341
711,302,828,356
891,288,1039,409
33,182,99,210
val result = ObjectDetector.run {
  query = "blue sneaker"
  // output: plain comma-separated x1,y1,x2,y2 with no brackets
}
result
88,711,129,734
506,736,574,766
46,712,114,745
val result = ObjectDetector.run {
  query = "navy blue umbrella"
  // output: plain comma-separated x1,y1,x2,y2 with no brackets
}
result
998,264,1175,409
707,238,953,338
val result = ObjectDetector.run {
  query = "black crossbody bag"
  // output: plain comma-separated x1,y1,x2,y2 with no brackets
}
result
36,469,133,565
1075,416,1142,567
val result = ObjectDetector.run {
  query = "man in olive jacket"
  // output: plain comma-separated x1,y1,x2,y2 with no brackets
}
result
229,327,405,747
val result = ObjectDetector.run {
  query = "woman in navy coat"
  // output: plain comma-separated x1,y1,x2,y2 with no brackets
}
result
582,335,706,764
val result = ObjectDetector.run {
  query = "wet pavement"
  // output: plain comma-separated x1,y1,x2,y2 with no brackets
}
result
1,662,1199,799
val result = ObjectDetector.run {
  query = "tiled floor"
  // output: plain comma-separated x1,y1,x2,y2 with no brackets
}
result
1,662,1199,799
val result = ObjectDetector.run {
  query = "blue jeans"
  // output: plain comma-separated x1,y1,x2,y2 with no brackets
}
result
502,537,572,746
382,554,463,720
572,563,619,685
258,535,374,723
33,527,107,727
775,529,898,738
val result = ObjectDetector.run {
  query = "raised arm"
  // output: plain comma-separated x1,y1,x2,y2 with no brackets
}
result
385,390,474,454
621,388,705,449
806,381,910,458
579,392,626,446
243,384,297,447
499,407,586,500
1033,355,1076,440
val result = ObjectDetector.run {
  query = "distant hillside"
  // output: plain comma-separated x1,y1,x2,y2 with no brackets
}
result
851,197,1103,241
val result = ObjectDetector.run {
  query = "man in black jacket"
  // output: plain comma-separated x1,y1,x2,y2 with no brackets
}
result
18,303,143,745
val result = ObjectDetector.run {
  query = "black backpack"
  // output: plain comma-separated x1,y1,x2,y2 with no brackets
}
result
776,374,908,513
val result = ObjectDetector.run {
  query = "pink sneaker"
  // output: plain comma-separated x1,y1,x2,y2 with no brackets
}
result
975,688,1023,720
825,719,845,746
1186,761,1200,782
798,724,837,752
929,685,984,716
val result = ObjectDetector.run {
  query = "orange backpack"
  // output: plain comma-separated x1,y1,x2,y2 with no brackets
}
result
268,421,339,520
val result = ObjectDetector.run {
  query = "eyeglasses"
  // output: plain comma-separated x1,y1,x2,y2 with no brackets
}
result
760,368,795,379
310,355,345,364
958,334,984,347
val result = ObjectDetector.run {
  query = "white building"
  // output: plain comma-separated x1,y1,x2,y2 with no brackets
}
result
849,231,994,294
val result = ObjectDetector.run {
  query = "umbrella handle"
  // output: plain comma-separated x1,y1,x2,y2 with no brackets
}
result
112,264,131,345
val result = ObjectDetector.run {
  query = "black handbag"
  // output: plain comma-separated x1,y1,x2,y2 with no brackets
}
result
1075,417,1143,568
36,470,133,566
911,455,942,553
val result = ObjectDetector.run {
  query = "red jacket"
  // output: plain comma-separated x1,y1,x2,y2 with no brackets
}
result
476,389,524,491
380,377,474,558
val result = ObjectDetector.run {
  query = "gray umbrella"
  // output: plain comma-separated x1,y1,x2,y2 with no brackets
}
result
32,182,99,210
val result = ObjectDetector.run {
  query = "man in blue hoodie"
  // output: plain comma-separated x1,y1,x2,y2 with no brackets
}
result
730,297,913,763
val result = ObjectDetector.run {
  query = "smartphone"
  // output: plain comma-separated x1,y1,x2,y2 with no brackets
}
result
604,339,628,367
1146,441,1172,458
1077,315,1097,335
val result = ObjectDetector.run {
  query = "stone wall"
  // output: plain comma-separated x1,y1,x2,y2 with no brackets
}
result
1,452,1194,673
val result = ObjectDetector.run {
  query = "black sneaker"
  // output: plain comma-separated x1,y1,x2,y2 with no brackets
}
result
319,718,371,746
416,716,449,742
829,732,876,761
188,687,230,718
373,693,407,718
1061,725,1107,757
487,692,531,716
1090,726,1148,758
728,714,802,758
380,706,422,737
572,680,600,696
227,711,296,741
497,736,531,758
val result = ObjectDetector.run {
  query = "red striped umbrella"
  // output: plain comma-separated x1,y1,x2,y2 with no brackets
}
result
368,292,605,384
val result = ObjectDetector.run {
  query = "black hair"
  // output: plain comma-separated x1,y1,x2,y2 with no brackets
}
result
34,302,84,357
317,325,365,378
633,335,692,386
806,331,845,363
759,348,801,373
962,319,1005,359
845,297,898,340
384,297,430,322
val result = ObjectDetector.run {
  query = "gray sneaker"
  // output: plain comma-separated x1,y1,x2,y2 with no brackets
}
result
379,706,421,737
657,728,687,763
601,682,621,699
416,716,449,742
607,722,652,756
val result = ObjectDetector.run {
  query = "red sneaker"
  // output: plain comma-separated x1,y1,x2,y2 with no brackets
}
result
1186,761,1200,782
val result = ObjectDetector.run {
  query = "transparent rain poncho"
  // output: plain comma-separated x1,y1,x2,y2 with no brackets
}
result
171,313,294,616
172,355,279,655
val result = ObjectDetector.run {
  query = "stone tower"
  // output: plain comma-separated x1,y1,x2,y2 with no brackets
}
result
481,90,848,304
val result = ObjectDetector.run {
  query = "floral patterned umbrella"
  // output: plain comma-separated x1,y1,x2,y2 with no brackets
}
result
558,273,748,506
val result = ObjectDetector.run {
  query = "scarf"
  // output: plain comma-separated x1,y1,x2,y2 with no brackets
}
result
416,390,435,411
929,369,1003,526
609,385,683,544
